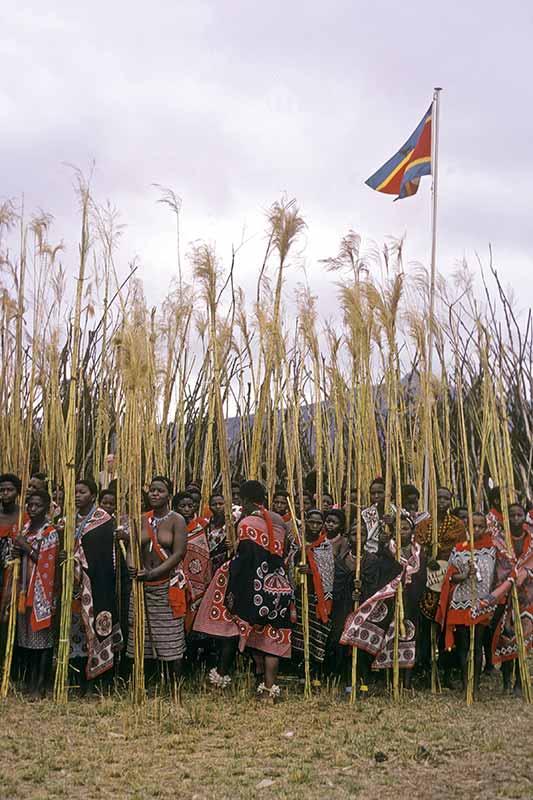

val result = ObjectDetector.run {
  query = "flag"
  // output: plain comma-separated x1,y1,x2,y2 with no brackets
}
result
365,105,432,200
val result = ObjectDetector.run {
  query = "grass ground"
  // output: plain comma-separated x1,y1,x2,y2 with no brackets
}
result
1,669,532,800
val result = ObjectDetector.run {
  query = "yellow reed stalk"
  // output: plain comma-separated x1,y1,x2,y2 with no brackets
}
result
0,559,20,698
282,349,312,699
115,292,155,705
250,199,305,480
451,317,477,706
54,179,91,703
349,393,365,703
193,244,236,549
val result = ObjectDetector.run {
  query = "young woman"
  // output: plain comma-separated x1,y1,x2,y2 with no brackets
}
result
126,477,188,680
416,487,466,682
194,480,293,701
11,489,59,697
0,473,23,599
436,512,496,699
341,515,426,688
291,509,334,672
482,503,533,695
323,509,354,678
272,490,290,521
361,478,387,554
67,478,123,691
322,493,334,514
206,492,228,571
99,489,117,519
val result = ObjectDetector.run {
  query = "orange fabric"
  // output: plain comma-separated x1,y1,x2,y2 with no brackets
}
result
306,530,332,624
261,506,276,554
24,523,59,631
187,516,209,533
435,563,459,649
168,583,187,618
0,513,29,539
415,513,465,559
436,532,494,649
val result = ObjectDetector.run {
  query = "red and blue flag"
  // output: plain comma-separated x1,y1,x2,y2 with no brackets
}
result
365,105,432,199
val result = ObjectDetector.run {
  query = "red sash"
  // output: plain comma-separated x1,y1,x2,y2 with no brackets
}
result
307,530,333,624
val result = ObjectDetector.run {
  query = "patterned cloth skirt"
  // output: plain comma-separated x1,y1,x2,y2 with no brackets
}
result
194,562,291,658
292,595,332,664
17,610,53,650
127,581,186,662
69,610,88,659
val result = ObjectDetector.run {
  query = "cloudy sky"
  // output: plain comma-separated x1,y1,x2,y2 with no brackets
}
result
2,0,532,314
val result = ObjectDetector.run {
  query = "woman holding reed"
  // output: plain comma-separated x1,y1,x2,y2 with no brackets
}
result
0,474,23,596
361,477,396,554
11,489,59,697
126,477,188,680
416,486,466,683
481,503,533,695
291,509,334,673
67,478,123,691
341,515,426,689
323,509,354,678
436,512,496,699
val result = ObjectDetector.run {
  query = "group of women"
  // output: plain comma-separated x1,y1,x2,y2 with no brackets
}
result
0,470,531,702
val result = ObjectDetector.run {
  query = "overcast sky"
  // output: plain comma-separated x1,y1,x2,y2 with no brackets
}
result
2,0,532,317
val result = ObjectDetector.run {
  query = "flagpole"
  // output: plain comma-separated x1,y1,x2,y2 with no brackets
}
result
423,86,442,694
423,87,442,510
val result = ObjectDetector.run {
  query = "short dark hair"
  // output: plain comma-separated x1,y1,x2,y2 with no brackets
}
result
273,489,289,499
99,489,116,501
509,502,526,513
369,477,385,491
306,508,324,520
31,472,47,482
401,484,420,500
76,478,98,496
209,492,224,504
487,486,501,506
26,489,51,508
240,480,266,504
173,491,194,506
451,506,467,518
0,473,22,493
324,508,346,532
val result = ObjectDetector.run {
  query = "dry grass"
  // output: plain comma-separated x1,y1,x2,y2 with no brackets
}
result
1,670,532,800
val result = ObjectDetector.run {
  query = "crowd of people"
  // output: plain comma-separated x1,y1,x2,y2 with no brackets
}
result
0,468,532,702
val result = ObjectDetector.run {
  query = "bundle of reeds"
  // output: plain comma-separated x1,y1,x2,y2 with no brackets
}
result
1,182,533,704
54,178,92,702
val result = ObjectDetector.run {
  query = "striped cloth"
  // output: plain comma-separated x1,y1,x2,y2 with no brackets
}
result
292,595,332,664
127,581,186,662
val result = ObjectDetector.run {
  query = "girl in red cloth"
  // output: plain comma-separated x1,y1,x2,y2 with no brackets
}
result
11,489,59,698
481,503,533,695
436,512,496,699
291,509,334,671
0,473,23,600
